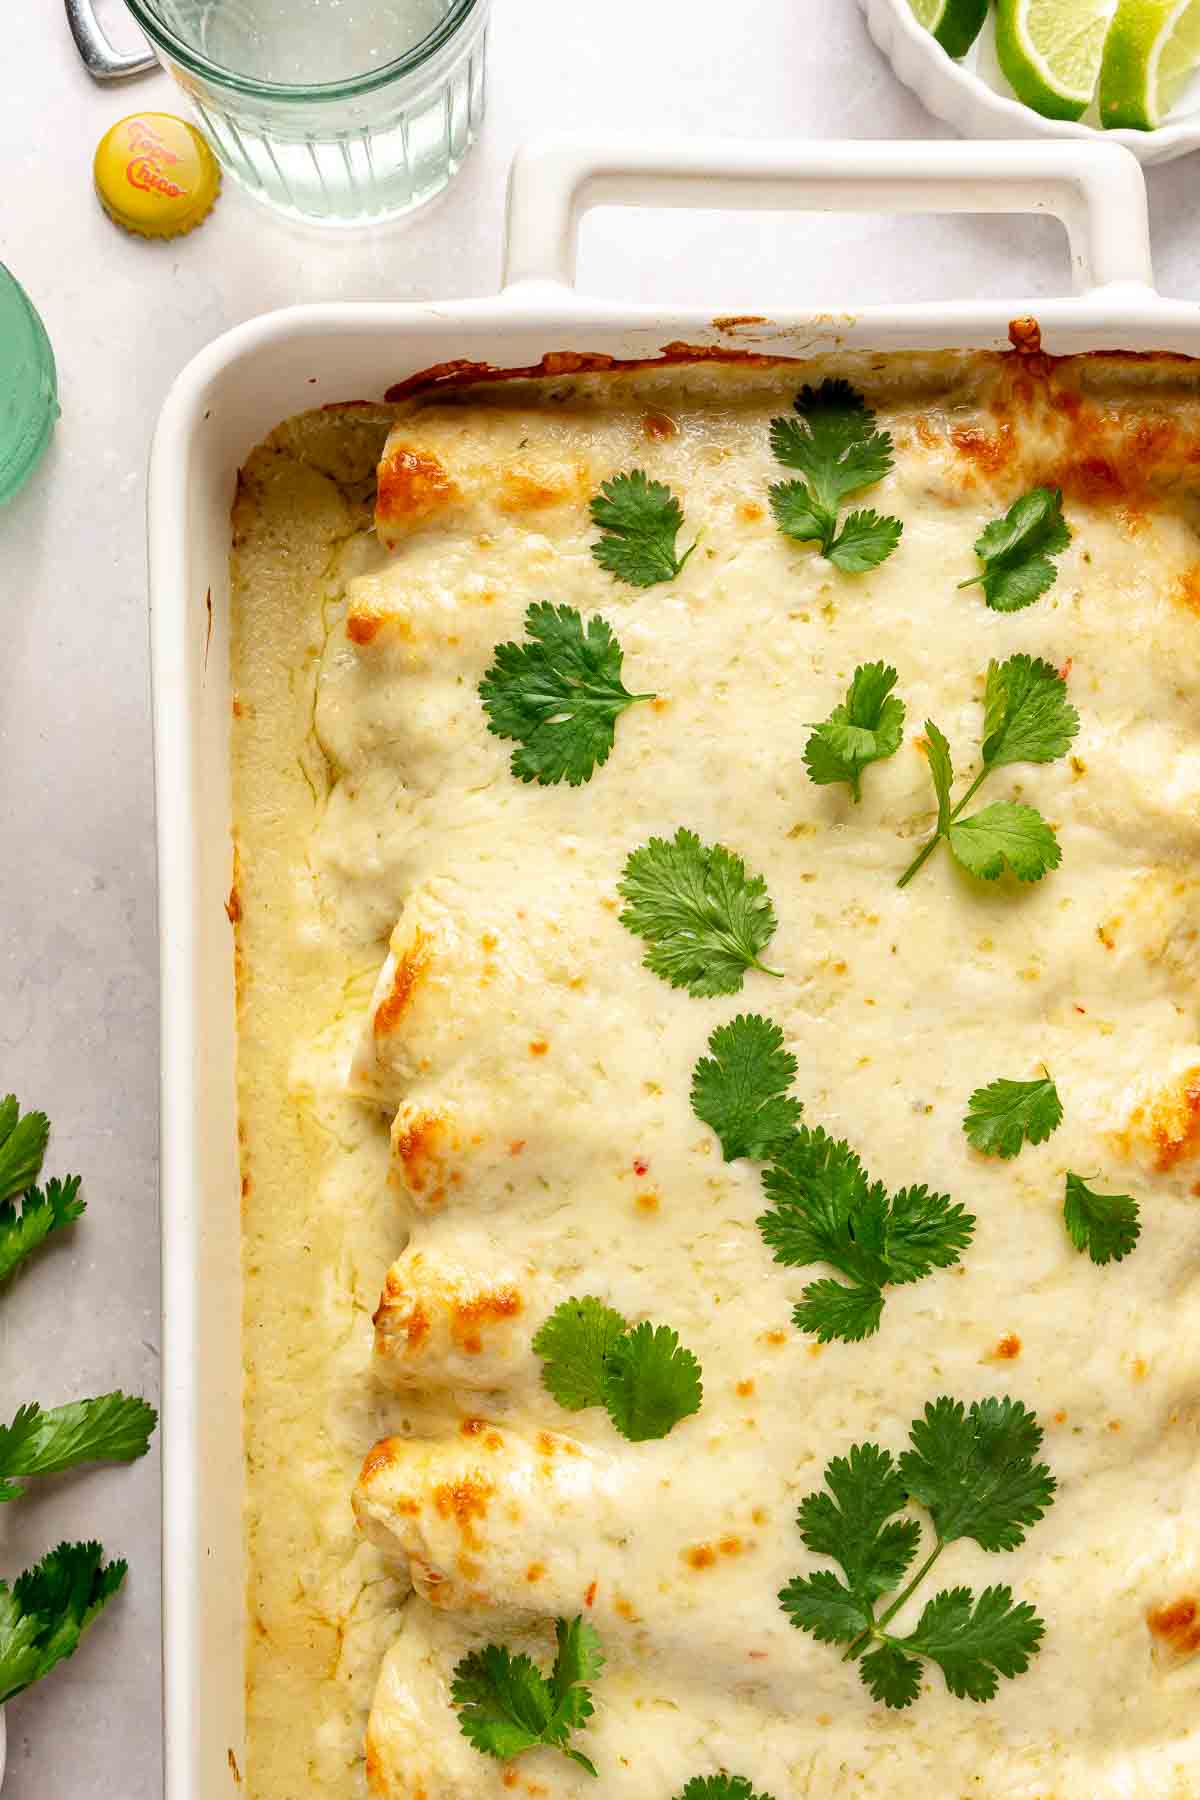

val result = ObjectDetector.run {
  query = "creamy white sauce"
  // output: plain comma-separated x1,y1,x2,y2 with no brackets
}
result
304,361,1200,1797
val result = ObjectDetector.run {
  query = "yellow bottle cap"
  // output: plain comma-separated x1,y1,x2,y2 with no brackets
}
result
94,113,221,239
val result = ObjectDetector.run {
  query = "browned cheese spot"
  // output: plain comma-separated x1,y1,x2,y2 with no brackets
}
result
374,930,432,1037
376,445,457,526
358,1438,402,1485
432,1474,493,1548
451,1285,522,1355
1148,1596,1200,1658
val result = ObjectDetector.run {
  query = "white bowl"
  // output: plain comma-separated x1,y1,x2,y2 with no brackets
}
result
860,0,1200,164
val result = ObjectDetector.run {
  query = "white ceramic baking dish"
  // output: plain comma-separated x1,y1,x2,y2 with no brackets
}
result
150,134,1196,1800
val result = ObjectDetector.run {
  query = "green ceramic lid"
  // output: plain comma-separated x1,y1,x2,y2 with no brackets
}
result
0,265,59,504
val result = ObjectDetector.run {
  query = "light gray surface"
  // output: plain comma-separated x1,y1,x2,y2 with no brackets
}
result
1,2,1198,1794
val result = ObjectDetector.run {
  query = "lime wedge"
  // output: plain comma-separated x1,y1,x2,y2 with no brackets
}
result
995,0,1117,118
1100,0,1200,126
908,0,989,57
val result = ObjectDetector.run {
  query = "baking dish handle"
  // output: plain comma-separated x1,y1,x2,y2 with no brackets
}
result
502,137,1154,300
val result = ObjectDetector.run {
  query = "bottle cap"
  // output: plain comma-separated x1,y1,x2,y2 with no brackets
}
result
94,113,220,239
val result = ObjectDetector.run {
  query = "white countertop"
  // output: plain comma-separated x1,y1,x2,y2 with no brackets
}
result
1,2,1198,1793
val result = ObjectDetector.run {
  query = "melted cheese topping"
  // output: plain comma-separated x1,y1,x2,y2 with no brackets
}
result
235,357,1200,1800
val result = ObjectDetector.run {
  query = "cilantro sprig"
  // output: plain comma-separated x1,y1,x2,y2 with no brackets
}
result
0,1096,84,1286
963,1073,1062,1160
1063,1173,1141,1265
619,828,782,997
959,487,1070,612
804,663,906,802
768,380,902,573
0,1395,158,1502
452,1615,604,1776
480,602,654,787
0,1540,128,1706
675,1779,777,1800
757,1127,975,1342
898,655,1079,888
691,1014,802,1162
590,470,696,589
780,1397,1054,1708
533,1298,702,1441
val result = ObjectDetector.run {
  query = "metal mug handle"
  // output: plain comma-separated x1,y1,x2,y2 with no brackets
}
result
503,136,1155,299
65,0,157,79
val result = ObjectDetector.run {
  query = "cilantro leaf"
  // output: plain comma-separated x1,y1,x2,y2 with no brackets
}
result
590,470,696,589
675,1778,778,1800
793,1278,884,1343
532,1298,628,1412
781,1399,1053,1709
690,1013,802,1161
0,1097,49,1204
0,1176,85,1288
758,1127,974,1342
452,1616,603,1776
479,603,653,787
770,381,895,512
0,1394,158,1502
803,663,906,802
981,655,1079,769
963,1075,1062,1159
860,1639,923,1708
960,488,1070,612
602,1322,703,1442
534,1301,702,1441
897,1396,1056,1552
899,1584,1045,1701
1063,1172,1141,1265
768,381,901,571
898,657,1078,888
618,828,782,997
0,1540,128,1706
827,510,904,574
948,802,1061,884
768,481,828,547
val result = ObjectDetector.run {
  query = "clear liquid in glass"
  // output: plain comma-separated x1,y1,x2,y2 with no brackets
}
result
175,0,453,83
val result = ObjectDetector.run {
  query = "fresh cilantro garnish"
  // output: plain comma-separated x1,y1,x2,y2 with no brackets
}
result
768,380,902,573
675,1778,777,1800
804,662,906,802
618,828,782,996
0,1096,49,1201
898,655,1079,888
479,602,654,787
534,1297,627,1411
1063,1173,1141,1265
0,1394,157,1503
0,1540,128,1706
590,470,696,588
0,1097,84,1287
959,487,1070,612
452,1615,604,1777
0,1177,84,1287
533,1299,702,1442
963,1074,1062,1159
757,1127,974,1343
780,1396,1054,1709
690,1014,802,1162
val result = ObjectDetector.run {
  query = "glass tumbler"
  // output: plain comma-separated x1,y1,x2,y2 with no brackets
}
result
118,0,489,224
